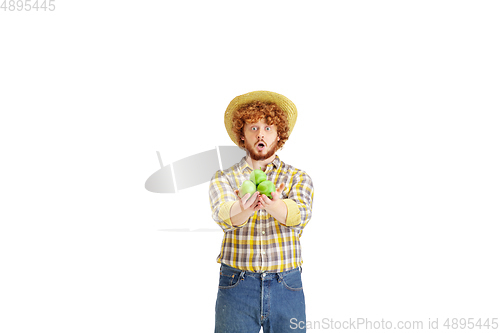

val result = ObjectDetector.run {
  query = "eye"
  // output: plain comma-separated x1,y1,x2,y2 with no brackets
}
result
251,126,257,131
266,126,271,131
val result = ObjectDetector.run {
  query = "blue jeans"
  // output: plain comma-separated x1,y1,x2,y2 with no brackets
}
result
215,263,306,332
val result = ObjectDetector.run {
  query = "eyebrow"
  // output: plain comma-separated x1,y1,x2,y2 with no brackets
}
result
248,123,271,127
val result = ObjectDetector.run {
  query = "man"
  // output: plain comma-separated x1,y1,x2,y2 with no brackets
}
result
209,91,314,332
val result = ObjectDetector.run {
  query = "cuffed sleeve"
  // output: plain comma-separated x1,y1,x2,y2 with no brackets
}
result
283,199,301,226
209,171,235,232
283,170,314,232
209,170,250,232
218,201,235,228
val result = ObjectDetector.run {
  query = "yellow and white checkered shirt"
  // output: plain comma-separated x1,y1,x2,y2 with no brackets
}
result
209,155,314,273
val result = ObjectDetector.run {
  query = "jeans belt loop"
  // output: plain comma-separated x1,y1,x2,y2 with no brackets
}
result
240,271,245,280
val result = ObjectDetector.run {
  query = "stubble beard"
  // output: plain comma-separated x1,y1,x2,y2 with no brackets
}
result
244,137,279,161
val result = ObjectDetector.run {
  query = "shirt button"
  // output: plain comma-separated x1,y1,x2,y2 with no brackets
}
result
261,251,266,255
262,231,265,234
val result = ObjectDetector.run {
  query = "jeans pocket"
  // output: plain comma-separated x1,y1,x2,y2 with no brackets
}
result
282,269,303,291
218,271,242,289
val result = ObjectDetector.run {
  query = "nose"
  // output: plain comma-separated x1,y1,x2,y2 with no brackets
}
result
257,128,265,139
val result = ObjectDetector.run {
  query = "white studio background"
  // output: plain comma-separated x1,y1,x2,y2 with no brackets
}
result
1,1,499,332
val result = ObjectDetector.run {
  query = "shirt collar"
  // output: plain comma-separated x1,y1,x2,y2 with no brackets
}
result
271,155,281,169
239,155,281,172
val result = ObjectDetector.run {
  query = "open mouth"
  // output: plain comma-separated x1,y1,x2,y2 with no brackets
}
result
256,142,266,151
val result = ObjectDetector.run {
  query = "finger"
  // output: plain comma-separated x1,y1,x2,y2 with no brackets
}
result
274,184,285,195
244,192,260,209
261,194,272,204
241,192,250,203
247,193,259,204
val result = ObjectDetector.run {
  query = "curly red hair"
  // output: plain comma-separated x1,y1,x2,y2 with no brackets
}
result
232,101,290,150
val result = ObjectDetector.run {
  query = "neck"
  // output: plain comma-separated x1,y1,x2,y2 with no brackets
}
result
246,153,276,172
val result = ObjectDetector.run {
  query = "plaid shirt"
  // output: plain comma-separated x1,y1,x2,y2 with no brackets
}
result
209,155,314,273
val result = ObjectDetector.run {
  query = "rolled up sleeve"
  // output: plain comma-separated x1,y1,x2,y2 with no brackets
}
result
283,170,314,231
209,170,248,232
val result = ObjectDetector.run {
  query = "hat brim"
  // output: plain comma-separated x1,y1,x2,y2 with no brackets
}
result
224,91,297,146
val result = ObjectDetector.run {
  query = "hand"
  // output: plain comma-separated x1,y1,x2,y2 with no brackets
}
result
234,189,260,212
256,183,285,210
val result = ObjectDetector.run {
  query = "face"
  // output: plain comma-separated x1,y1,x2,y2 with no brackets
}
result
241,118,280,161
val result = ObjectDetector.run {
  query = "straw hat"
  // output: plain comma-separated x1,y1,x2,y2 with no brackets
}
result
224,90,298,146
